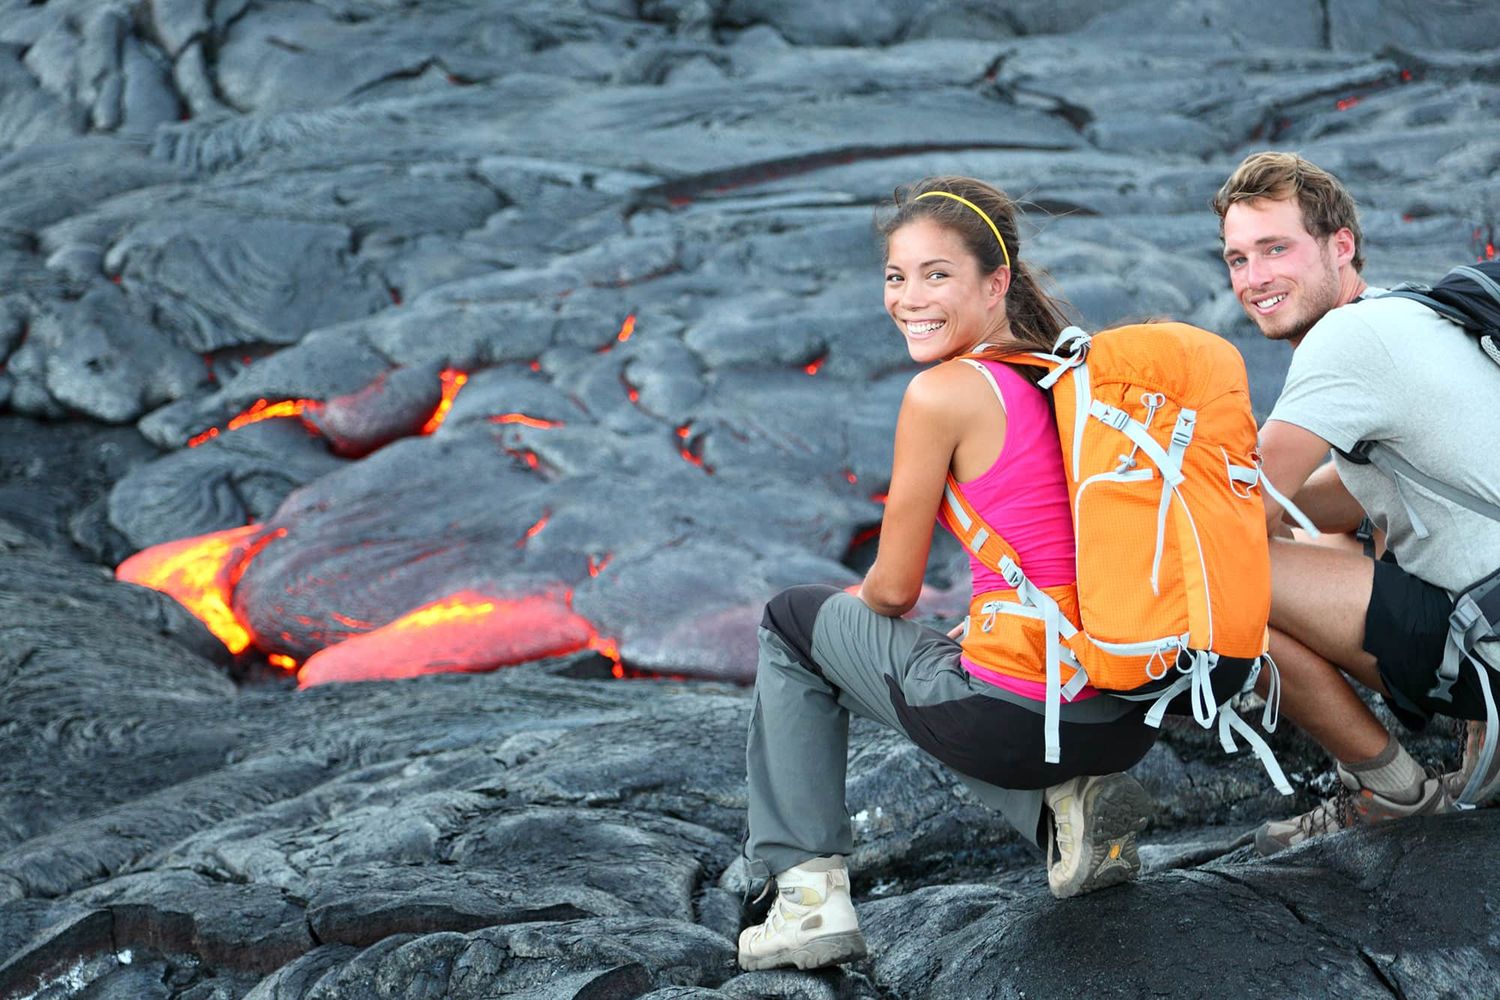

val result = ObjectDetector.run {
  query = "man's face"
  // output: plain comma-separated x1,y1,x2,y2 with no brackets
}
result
1221,197,1345,346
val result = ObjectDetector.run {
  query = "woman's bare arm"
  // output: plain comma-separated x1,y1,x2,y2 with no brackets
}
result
859,364,996,616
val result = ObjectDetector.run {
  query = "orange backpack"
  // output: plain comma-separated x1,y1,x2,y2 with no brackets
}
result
940,323,1290,790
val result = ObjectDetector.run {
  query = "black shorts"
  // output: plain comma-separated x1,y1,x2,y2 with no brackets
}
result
1364,553,1489,730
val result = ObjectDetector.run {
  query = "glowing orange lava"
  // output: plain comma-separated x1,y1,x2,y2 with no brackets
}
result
296,589,600,687
617,314,637,342
804,357,826,375
1336,96,1361,111
503,447,542,470
268,653,298,672
188,396,324,448
491,413,564,429
517,511,550,547
420,369,469,435
229,398,323,431
388,593,499,630
116,524,270,654
587,552,612,577
589,634,624,678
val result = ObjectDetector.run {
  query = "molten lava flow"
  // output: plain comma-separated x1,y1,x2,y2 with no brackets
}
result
230,528,288,588
616,313,637,343
296,590,600,687
870,491,889,504
116,524,272,654
267,653,298,672
804,356,826,375
589,635,625,678
491,413,564,429
419,369,468,435
1335,96,1361,111
587,552,612,577
228,398,323,431
188,396,325,448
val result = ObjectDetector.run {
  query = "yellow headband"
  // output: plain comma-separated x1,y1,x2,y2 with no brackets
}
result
913,190,1011,270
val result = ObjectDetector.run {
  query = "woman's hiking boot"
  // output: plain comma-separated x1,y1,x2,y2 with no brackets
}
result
737,855,867,971
1444,720,1500,806
1254,762,1451,856
1043,772,1152,899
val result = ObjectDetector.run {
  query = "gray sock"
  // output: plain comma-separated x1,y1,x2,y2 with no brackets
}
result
1342,735,1425,803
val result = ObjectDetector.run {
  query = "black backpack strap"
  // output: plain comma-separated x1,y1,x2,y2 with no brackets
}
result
1380,287,1477,328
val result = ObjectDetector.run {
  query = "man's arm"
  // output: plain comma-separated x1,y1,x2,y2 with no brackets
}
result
1287,461,1366,535
1259,419,1341,536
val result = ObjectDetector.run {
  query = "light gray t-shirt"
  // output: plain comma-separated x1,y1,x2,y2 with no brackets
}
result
1268,291,1500,594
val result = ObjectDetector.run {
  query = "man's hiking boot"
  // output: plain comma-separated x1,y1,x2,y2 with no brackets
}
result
1044,772,1151,899
1443,720,1500,806
737,855,867,971
1254,763,1451,856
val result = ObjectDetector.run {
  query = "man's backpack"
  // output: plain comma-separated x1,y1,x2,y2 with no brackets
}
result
1380,260,1500,369
939,322,1290,792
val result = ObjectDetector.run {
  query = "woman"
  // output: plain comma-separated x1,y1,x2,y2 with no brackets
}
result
738,176,1160,972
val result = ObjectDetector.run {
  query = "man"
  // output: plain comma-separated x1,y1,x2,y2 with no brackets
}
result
1213,151,1500,855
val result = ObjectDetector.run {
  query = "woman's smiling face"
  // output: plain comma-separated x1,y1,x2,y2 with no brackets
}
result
884,217,1006,364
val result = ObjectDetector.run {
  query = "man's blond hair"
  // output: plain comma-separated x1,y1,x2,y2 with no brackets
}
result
1212,151,1365,272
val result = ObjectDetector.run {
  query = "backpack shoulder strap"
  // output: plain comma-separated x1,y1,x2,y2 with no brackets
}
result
938,473,1024,578
1359,443,1500,528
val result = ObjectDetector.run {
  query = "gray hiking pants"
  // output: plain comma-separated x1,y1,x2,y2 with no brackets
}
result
745,585,1158,878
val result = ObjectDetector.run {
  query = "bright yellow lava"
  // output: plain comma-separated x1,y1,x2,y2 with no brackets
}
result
116,525,262,654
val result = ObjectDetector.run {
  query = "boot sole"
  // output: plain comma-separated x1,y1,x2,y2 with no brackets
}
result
1055,774,1151,898
739,930,868,971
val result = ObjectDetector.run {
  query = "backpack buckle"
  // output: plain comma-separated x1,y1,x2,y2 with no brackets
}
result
1170,413,1196,449
1095,405,1130,431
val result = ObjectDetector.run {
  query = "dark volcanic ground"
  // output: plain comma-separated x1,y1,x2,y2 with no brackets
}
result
3,1,1500,998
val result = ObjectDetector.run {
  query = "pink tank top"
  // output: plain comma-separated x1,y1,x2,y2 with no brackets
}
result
950,359,1089,700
